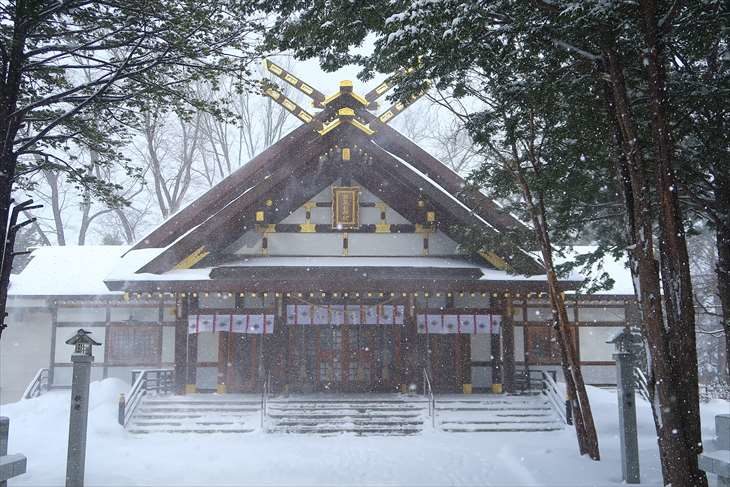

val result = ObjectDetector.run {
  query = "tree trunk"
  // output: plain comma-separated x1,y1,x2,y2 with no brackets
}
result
714,174,730,377
604,35,708,485
640,3,706,484
511,164,600,460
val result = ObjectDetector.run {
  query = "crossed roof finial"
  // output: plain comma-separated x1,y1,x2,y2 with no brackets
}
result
261,59,427,137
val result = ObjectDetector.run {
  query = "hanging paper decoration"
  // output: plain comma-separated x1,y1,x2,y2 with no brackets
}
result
232,314,247,333
443,314,459,334
187,315,198,334
416,313,503,335
394,305,405,325
416,314,427,333
426,314,444,334
475,315,491,334
285,304,405,326
186,313,274,335
491,315,502,334
364,305,378,325
197,314,215,333
312,305,329,325
458,314,475,334
215,314,232,332
296,304,312,325
330,305,345,325
379,305,393,324
345,305,361,325
247,314,264,334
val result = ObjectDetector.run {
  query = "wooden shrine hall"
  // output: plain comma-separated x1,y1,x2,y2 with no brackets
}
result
102,62,623,395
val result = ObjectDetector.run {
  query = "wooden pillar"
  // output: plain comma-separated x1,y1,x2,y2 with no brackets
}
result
502,296,516,393
461,334,471,388
271,297,287,393
185,296,198,393
402,299,418,391
174,296,188,394
217,332,229,394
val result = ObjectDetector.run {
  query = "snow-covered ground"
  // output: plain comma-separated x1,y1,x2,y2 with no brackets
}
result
1,379,727,486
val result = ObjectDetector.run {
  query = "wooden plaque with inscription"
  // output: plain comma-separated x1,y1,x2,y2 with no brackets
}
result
332,186,359,229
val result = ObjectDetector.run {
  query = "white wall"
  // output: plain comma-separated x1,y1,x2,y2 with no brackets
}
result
1,304,52,403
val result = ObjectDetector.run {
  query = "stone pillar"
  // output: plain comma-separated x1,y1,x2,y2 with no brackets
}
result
614,351,640,484
66,353,93,487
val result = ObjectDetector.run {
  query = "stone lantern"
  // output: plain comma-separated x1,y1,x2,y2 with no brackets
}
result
64,329,101,487
607,326,641,484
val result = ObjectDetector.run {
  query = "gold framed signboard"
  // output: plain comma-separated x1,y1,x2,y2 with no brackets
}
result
332,186,359,229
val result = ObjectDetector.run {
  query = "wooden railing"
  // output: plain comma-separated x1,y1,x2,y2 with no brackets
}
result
118,369,173,427
541,371,570,425
22,368,49,399
422,368,435,428
633,367,651,402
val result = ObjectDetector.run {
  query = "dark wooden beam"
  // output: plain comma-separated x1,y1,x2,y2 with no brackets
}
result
209,266,484,282
138,144,345,273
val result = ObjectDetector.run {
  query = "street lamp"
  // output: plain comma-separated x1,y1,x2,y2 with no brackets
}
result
64,329,101,487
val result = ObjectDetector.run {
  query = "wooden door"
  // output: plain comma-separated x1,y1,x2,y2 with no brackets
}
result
226,333,260,392
317,326,344,391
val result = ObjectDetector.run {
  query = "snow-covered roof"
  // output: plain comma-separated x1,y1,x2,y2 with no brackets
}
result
7,245,634,297
9,245,129,296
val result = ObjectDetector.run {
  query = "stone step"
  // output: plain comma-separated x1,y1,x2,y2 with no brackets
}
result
267,407,425,412
272,419,424,426
144,399,261,406
436,406,551,412
439,419,560,426
267,413,423,420
267,426,422,435
441,425,563,432
137,406,259,414
128,428,255,434
129,420,251,427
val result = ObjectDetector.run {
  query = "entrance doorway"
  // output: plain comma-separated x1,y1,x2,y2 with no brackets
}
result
287,325,400,392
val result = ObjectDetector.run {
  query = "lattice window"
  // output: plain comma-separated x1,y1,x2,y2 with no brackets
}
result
107,326,161,365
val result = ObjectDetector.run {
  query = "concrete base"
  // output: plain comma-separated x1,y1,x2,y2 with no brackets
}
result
699,415,730,487
717,415,730,450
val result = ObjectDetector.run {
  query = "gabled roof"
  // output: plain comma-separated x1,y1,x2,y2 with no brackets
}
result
122,81,546,281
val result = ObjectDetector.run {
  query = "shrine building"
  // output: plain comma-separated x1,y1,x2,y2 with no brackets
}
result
3,64,635,401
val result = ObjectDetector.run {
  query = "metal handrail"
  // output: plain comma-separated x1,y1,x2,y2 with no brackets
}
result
423,368,436,428
541,371,568,424
23,368,50,399
634,367,651,402
118,369,173,427
260,370,271,430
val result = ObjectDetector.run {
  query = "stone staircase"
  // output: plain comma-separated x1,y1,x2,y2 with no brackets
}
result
125,393,564,435
126,395,260,434
265,396,428,435
435,394,564,432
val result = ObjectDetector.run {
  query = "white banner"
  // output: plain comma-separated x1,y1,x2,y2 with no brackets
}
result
187,315,198,334
458,314,475,334
426,314,444,334
232,315,247,333
286,304,404,326
197,314,215,333
214,313,232,333
187,314,274,335
417,313,503,335
475,315,491,334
